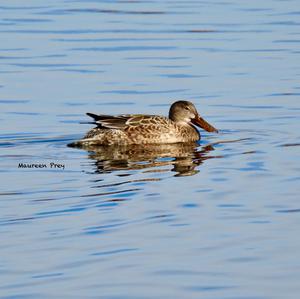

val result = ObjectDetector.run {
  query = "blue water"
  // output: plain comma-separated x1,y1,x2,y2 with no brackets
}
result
1,0,300,298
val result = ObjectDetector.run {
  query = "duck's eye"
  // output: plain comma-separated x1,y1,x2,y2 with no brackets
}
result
185,106,189,110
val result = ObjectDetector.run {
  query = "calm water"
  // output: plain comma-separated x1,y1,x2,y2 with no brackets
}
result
1,0,300,298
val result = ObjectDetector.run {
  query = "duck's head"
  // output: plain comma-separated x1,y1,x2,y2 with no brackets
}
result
169,100,218,133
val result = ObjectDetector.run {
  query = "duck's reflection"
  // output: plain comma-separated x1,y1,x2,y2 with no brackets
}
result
72,142,215,177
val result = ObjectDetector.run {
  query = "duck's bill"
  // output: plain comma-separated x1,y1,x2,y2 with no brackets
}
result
192,116,218,133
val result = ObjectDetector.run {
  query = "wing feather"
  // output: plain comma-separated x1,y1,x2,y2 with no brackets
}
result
86,113,132,129
86,113,167,130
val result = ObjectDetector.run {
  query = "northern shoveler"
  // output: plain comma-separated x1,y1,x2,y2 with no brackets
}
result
69,100,218,146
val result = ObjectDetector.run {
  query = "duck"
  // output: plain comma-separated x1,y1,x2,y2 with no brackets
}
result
69,100,218,146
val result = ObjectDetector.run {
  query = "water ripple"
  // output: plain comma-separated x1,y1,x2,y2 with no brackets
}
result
99,88,188,94
91,248,138,256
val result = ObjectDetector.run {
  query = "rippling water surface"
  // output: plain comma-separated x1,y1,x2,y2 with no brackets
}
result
1,0,300,298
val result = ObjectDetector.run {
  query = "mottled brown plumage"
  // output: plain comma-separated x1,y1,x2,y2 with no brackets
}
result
70,100,218,146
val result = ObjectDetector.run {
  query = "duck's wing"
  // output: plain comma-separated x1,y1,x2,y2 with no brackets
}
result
86,113,162,130
86,113,130,129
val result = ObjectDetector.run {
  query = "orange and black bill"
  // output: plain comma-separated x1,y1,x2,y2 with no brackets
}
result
192,116,218,133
